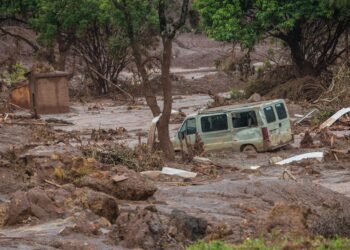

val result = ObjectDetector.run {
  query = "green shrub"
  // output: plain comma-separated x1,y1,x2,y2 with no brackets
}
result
187,240,233,250
1,63,27,87
230,89,245,100
187,237,350,250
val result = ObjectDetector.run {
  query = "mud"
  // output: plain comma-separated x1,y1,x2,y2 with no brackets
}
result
1,66,350,249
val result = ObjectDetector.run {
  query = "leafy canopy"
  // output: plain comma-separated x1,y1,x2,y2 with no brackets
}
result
194,0,350,48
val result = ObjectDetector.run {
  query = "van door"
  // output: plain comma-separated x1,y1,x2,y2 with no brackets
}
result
274,102,293,144
178,117,198,151
262,105,280,147
199,113,232,151
231,110,262,151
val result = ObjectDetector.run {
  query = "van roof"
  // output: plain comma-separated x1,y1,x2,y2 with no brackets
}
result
198,99,285,115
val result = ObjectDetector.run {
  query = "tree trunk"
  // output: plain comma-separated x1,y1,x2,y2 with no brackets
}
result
287,39,318,76
131,43,161,117
57,36,70,71
346,28,349,62
157,38,175,160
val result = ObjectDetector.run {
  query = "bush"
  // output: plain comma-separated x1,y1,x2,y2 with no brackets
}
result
187,240,233,250
1,63,27,87
230,89,245,100
187,237,350,250
81,143,163,172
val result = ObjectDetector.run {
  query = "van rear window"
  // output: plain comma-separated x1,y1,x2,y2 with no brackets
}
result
201,114,228,132
264,106,276,123
275,103,287,120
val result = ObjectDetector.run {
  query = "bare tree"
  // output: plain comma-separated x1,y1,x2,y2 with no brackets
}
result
113,0,189,160
74,21,130,94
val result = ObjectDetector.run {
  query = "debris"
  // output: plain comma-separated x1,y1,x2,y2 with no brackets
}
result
269,156,283,164
281,169,297,181
296,109,318,124
162,167,197,178
276,152,324,165
300,131,314,148
111,174,128,183
250,165,261,170
44,179,63,188
320,108,350,129
45,118,73,125
193,156,213,164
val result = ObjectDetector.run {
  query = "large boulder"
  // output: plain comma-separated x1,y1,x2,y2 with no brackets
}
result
73,187,119,223
75,166,157,200
170,209,207,241
111,207,207,250
4,187,63,225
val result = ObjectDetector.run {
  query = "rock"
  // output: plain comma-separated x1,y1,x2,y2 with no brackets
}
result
114,208,166,250
73,187,119,223
263,202,311,236
75,166,157,200
170,209,207,241
4,187,63,225
247,93,262,103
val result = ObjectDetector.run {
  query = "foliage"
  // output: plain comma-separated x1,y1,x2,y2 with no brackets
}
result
81,144,163,172
187,237,350,250
229,89,245,101
311,111,334,126
195,0,347,46
194,0,350,75
187,240,233,250
1,63,27,87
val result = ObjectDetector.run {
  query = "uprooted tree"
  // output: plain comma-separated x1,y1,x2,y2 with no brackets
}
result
112,0,190,160
194,0,350,76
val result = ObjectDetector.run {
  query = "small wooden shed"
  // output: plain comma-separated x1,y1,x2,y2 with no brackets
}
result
29,72,70,114
11,71,70,114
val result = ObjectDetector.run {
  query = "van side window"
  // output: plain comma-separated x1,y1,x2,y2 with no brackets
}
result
201,114,228,132
232,111,258,128
275,103,287,120
264,106,276,123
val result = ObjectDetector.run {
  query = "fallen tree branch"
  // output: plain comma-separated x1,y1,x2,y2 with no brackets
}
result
44,179,62,188
87,65,134,100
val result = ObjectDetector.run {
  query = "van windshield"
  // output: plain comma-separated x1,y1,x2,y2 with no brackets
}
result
232,111,258,128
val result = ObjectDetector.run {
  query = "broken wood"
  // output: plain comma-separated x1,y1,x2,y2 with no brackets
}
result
282,169,297,182
88,66,134,100
111,174,129,183
0,121,71,126
44,179,62,188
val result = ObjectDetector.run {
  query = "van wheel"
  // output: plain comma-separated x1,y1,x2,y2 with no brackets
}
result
241,145,257,153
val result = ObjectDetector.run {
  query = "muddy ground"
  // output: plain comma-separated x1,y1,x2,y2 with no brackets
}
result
1,92,350,249
1,33,350,249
